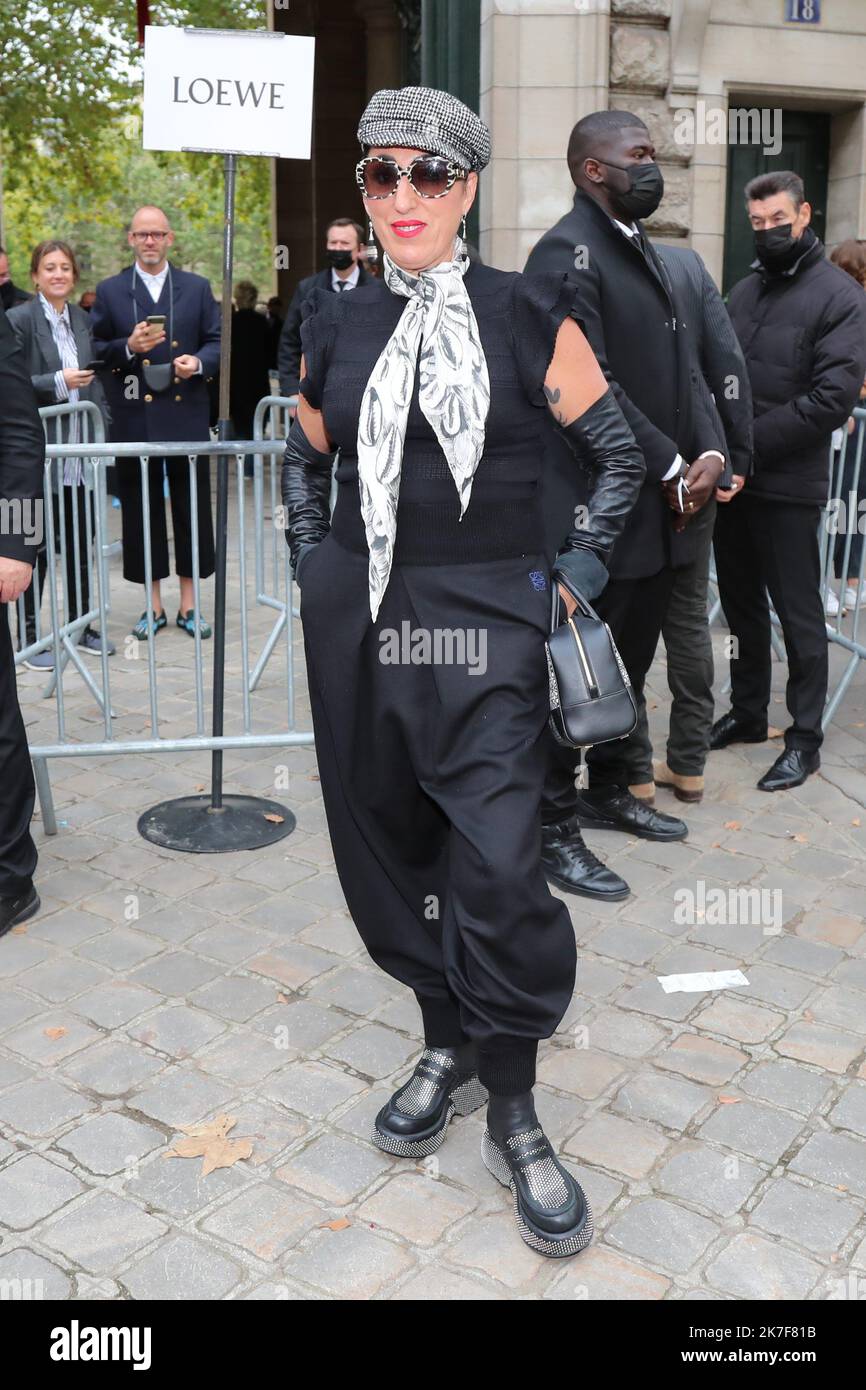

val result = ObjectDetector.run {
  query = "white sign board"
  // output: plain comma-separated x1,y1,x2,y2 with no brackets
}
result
143,27,315,159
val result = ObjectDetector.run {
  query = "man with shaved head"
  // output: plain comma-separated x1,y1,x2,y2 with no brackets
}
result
525,109,728,900
92,205,221,640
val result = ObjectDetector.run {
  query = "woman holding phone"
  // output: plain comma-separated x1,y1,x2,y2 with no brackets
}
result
7,240,114,668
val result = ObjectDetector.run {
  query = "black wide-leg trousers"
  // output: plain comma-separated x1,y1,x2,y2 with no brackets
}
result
0,610,38,896
299,534,577,1096
116,456,215,585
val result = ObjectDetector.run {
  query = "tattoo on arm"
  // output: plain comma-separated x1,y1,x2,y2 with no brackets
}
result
543,382,567,426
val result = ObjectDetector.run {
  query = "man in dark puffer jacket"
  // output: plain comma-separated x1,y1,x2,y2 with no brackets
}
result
711,170,866,791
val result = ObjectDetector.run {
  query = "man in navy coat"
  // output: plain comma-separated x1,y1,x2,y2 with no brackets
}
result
92,205,221,639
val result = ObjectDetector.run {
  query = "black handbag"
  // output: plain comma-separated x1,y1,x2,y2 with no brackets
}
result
545,580,637,749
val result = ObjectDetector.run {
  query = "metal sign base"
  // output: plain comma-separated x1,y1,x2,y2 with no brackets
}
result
138,794,296,853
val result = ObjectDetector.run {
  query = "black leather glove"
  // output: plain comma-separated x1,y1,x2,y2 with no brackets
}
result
281,414,336,583
551,387,646,602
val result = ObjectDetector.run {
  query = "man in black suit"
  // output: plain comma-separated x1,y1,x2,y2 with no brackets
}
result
525,109,726,901
0,248,33,311
91,205,221,640
633,243,753,805
0,304,45,936
711,170,866,791
277,218,371,403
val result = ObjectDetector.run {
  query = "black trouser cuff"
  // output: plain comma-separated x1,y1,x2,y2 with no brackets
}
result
416,993,469,1048
477,1040,538,1095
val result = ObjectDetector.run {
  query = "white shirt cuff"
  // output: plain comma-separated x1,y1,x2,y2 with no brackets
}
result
697,450,726,465
662,454,684,482
125,344,134,360
54,369,69,402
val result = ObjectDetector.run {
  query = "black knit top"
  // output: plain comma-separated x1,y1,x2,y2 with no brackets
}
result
298,261,579,565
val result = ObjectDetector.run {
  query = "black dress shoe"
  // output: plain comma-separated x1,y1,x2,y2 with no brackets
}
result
709,711,768,751
0,883,40,939
573,787,687,842
541,816,629,900
757,748,820,792
482,1092,593,1258
372,1043,488,1158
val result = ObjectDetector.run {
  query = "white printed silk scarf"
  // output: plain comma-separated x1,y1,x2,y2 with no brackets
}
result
356,238,490,622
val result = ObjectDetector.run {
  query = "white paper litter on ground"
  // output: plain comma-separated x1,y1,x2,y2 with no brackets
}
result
657,970,749,995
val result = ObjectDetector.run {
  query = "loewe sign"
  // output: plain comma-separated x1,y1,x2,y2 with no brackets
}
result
143,27,315,158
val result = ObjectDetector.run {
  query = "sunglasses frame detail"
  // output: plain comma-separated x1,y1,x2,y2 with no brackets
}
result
355,155,468,200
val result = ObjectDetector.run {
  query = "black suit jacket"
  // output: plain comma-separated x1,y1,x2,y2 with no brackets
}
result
277,266,371,398
91,265,221,444
0,306,45,564
655,244,753,481
7,295,110,444
525,190,725,578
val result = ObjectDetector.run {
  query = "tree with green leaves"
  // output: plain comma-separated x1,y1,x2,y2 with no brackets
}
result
1,1,272,295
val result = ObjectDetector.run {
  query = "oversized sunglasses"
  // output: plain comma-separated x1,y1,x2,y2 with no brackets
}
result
355,154,468,200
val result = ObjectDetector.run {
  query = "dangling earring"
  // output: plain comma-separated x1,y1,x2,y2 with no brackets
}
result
365,218,379,267
460,215,467,243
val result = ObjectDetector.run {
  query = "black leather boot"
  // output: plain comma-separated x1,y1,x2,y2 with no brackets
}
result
482,1091,593,1258
0,884,40,939
541,816,629,900
372,1042,487,1158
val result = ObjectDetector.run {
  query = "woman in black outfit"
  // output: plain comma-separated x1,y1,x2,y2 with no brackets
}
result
282,87,645,1258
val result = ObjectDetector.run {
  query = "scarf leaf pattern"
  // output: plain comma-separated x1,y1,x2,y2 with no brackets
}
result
357,240,490,621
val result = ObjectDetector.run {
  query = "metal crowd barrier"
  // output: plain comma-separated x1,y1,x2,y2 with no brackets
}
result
821,406,866,724
250,396,338,688
14,402,117,713
16,434,313,837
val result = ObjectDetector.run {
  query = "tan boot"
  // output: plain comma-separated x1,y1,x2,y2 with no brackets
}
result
628,781,656,807
653,760,704,803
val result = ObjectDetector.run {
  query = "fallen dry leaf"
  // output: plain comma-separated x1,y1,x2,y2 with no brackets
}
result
767,726,784,738
790,833,808,844
276,992,289,1004
195,784,206,792
44,1027,67,1040
724,820,741,831
853,818,861,827
165,1113,254,1176
717,1095,741,1105
309,774,320,782
803,1009,814,1023
321,1218,351,1231
264,812,284,824
10,924,28,935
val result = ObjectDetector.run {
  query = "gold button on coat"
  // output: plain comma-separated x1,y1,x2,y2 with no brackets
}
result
144,394,153,403
142,358,150,366
175,394,182,401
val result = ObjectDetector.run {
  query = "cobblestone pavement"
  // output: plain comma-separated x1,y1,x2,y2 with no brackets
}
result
3,487,866,1301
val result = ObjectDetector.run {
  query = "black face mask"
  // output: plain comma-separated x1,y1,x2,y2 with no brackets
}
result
753,223,803,269
598,160,665,220
0,280,14,310
326,249,354,271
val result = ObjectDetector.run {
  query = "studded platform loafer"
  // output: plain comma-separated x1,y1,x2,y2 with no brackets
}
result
372,1045,488,1158
481,1120,594,1259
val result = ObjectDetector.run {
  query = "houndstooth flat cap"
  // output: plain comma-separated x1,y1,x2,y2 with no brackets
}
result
358,86,491,172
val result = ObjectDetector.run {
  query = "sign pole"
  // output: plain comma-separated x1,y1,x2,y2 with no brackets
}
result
210,149,236,812
136,23,314,853
137,148,295,853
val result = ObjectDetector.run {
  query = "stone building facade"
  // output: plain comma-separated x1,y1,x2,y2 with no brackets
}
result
479,0,866,289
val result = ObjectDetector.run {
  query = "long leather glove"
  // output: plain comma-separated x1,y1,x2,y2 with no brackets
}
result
551,386,646,602
281,413,336,584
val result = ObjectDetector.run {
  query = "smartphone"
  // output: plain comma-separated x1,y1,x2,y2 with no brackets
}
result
83,360,104,371
145,315,166,328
